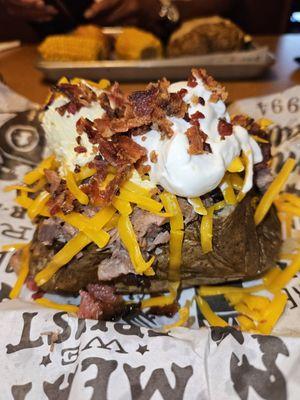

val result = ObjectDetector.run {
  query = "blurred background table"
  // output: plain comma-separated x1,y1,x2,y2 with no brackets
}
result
0,34,299,104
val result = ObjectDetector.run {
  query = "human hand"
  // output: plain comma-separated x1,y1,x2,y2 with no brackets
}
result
4,0,57,22
84,0,139,24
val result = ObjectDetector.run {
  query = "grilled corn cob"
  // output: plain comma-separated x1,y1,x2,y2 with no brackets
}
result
115,27,162,60
38,35,105,61
73,25,109,58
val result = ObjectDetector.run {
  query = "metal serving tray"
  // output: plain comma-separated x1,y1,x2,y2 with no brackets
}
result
36,46,275,82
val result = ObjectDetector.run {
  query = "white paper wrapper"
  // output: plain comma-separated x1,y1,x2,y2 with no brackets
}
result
0,83,300,400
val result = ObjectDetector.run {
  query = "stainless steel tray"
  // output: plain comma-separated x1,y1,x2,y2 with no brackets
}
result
36,48,275,82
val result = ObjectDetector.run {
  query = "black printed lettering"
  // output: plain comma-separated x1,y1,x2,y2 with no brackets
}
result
82,336,128,354
75,318,86,340
81,357,118,400
11,382,32,400
114,322,144,338
6,312,43,353
282,288,297,309
0,223,31,240
10,206,27,220
50,313,71,344
61,346,80,366
123,363,193,400
43,366,78,400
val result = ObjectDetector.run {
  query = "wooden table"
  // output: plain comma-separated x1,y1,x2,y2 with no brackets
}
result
0,34,299,105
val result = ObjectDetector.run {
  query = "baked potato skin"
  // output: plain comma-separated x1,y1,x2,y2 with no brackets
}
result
26,192,281,295
168,17,246,58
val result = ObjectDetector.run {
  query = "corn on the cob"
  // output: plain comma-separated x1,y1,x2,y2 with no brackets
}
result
73,25,109,59
38,35,105,61
115,27,163,60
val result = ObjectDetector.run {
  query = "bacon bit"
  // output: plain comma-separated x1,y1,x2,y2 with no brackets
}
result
178,88,187,98
192,69,228,103
191,111,205,121
187,74,197,88
185,126,207,155
108,82,126,109
218,119,233,139
32,291,44,300
231,114,253,129
157,118,174,138
74,145,87,153
128,85,158,116
141,136,147,141
53,82,97,116
76,135,81,145
199,97,205,105
150,150,158,163
26,276,40,292
130,125,151,137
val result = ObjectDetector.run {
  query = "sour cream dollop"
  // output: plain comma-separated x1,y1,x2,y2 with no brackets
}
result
42,83,105,169
133,79,262,197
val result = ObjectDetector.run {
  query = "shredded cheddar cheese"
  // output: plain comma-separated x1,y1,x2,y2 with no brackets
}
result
163,300,191,331
112,197,132,215
35,232,91,286
122,180,151,197
141,282,179,308
257,292,287,335
220,175,237,205
74,165,96,182
27,191,50,219
1,243,27,252
35,298,79,313
200,206,214,254
160,192,184,278
58,212,110,248
117,214,154,275
160,192,184,230
119,188,163,214
268,251,300,293
169,230,184,278
229,173,243,191
23,155,55,185
196,295,228,327
4,185,35,193
250,135,269,144
9,244,30,299
279,193,300,208
237,315,256,331
199,283,265,297
64,165,89,205
188,197,207,215
227,157,244,173
254,158,296,225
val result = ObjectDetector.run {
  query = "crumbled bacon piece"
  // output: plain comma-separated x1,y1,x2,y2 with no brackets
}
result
53,82,97,116
187,74,197,87
190,111,205,126
74,145,87,153
78,284,125,320
178,88,188,98
185,126,207,155
218,119,233,139
192,69,228,103
150,150,158,163
128,85,158,116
